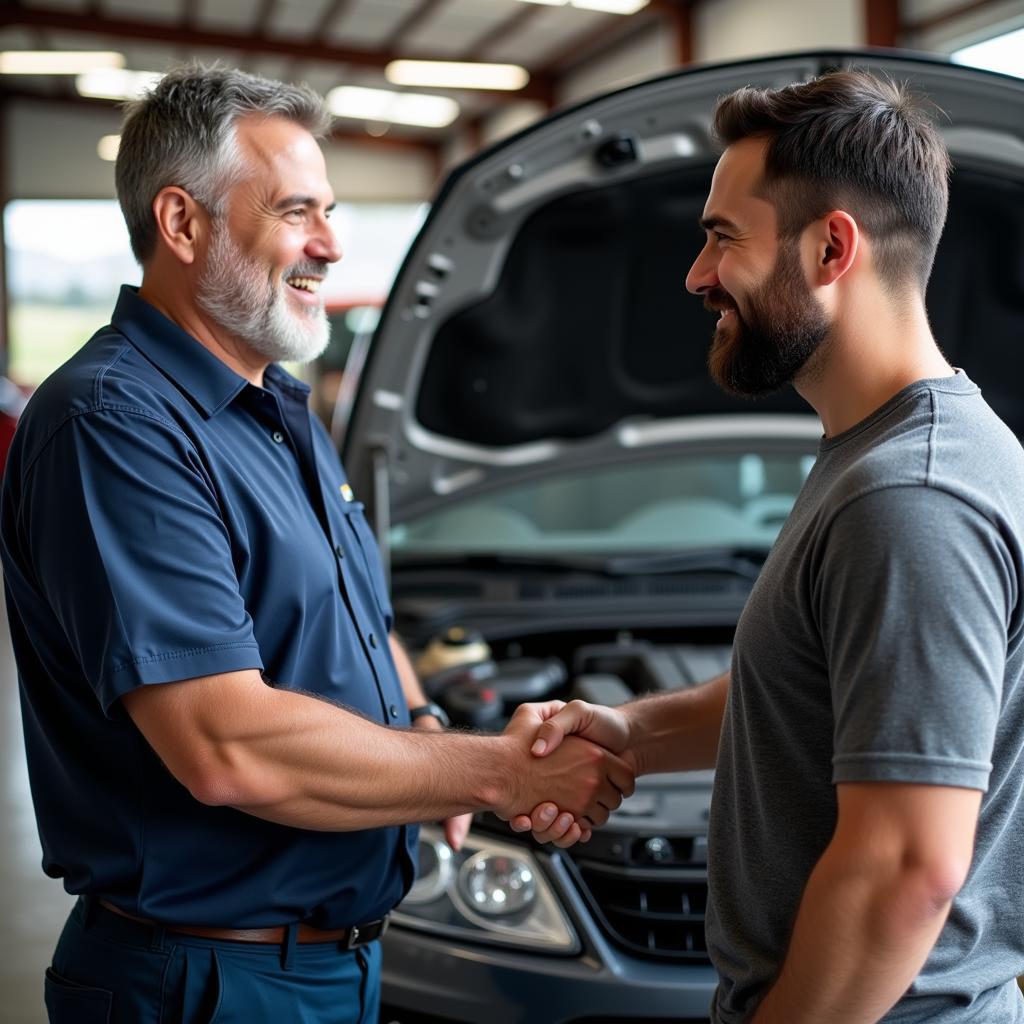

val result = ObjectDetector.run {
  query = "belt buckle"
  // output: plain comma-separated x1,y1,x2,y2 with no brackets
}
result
346,915,389,949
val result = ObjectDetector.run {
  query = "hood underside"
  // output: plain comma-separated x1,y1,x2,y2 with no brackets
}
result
342,51,1024,527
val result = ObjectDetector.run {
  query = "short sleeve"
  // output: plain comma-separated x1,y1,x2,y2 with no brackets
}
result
21,407,263,714
817,485,1013,792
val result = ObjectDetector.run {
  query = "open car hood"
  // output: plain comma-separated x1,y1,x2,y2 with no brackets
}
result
341,50,1024,530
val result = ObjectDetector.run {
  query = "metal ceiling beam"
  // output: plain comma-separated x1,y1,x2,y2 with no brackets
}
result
383,0,447,51
0,4,556,104
865,0,900,47
465,3,543,64
252,0,279,36
311,0,356,38
541,3,664,77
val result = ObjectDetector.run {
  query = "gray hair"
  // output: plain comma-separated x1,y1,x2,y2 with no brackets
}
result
115,62,332,264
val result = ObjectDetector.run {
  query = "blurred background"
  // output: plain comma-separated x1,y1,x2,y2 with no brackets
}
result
0,1,1021,1021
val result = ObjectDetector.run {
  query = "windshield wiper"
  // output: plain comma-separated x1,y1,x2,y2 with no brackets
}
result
394,548,767,580
598,549,766,579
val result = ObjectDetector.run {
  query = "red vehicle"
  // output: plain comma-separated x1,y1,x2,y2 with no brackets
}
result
0,376,28,479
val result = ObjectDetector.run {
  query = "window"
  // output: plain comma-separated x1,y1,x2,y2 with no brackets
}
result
952,24,1024,79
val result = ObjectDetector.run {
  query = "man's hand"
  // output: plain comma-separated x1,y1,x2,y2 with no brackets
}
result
503,700,634,845
494,702,635,837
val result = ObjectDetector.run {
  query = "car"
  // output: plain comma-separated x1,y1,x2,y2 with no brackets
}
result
0,375,29,480
336,50,1024,1024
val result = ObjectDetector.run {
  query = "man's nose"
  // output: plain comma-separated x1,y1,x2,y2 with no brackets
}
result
685,244,718,295
308,223,343,264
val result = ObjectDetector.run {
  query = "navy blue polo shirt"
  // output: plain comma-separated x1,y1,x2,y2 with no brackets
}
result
0,285,417,928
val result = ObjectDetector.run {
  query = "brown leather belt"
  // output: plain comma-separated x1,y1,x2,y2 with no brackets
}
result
98,899,389,948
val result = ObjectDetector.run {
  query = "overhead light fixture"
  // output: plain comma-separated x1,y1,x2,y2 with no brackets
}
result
0,51,126,75
76,68,163,101
327,86,459,128
97,135,121,162
517,0,649,11
573,0,649,11
386,60,529,91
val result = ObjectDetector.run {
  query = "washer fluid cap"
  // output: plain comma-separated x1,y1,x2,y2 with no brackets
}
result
415,628,492,678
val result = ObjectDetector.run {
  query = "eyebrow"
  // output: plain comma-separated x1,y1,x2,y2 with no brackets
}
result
274,195,337,214
699,214,741,233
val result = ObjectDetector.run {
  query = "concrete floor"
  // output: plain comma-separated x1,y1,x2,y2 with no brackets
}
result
0,590,74,1024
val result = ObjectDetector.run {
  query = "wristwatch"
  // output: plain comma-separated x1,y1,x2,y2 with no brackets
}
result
409,702,451,728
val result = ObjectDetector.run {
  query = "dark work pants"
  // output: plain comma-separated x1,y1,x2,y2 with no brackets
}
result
44,898,382,1024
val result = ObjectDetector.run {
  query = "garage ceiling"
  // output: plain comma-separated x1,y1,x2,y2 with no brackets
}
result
0,0,694,147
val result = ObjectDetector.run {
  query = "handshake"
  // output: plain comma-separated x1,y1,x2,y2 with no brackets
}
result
492,699,637,850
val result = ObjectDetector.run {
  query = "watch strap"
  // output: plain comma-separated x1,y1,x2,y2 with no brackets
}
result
409,702,451,728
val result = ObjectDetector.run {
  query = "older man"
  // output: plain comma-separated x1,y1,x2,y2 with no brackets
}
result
0,65,633,1023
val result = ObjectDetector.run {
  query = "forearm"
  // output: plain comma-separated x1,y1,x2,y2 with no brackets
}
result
196,681,509,831
389,633,429,708
623,671,728,774
752,847,956,1023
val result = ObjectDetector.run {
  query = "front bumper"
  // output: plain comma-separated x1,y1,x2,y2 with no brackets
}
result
379,848,717,1024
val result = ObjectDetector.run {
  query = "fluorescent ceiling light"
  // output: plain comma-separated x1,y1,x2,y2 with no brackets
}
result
572,0,649,11
327,86,459,128
517,0,649,10
952,26,1024,79
0,51,125,75
97,135,121,162
386,60,529,91
76,68,163,100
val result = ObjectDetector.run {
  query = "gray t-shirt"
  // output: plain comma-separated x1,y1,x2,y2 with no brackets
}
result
707,371,1024,1023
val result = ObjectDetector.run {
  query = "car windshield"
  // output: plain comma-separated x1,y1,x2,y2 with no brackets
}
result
390,448,818,556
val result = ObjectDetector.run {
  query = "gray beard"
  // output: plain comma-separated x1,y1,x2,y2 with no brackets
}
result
196,223,330,365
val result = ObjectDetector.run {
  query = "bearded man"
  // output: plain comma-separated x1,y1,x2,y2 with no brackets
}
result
516,70,1024,1022
0,65,634,1023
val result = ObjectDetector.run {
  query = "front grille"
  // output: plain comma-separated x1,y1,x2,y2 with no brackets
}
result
569,859,711,964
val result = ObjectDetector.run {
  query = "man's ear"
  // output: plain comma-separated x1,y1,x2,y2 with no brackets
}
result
812,210,859,286
151,186,207,266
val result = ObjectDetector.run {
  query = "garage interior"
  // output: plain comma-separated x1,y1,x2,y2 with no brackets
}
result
1,0,1022,1021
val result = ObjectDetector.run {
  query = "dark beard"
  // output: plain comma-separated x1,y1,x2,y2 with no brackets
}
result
705,239,830,398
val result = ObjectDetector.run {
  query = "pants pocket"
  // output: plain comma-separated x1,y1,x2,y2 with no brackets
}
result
44,967,113,1024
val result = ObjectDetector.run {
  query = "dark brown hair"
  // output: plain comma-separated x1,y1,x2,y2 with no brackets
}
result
713,69,951,292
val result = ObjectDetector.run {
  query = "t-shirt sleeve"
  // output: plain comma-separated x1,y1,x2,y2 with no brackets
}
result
22,407,263,715
817,484,1013,792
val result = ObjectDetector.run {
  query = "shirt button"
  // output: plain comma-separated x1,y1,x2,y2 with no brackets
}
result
389,704,399,718
271,430,285,444
368,633,378,649
334,544,344,559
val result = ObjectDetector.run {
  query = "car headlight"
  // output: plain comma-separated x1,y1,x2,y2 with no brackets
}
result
393,825,579,953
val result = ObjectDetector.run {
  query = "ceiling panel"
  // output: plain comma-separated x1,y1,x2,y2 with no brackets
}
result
102,0,184,23
196,0,265,33
484,4,607,65
404,0,522,55
265,0,335,40
327,0,421,49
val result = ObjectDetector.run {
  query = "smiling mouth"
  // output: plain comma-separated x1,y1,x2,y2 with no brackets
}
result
286,276,322,294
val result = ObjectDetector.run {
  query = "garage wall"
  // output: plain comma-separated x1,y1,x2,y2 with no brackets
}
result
693,0,863,63
4,0,1024,203
557,22,678,106
3,99,438,202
